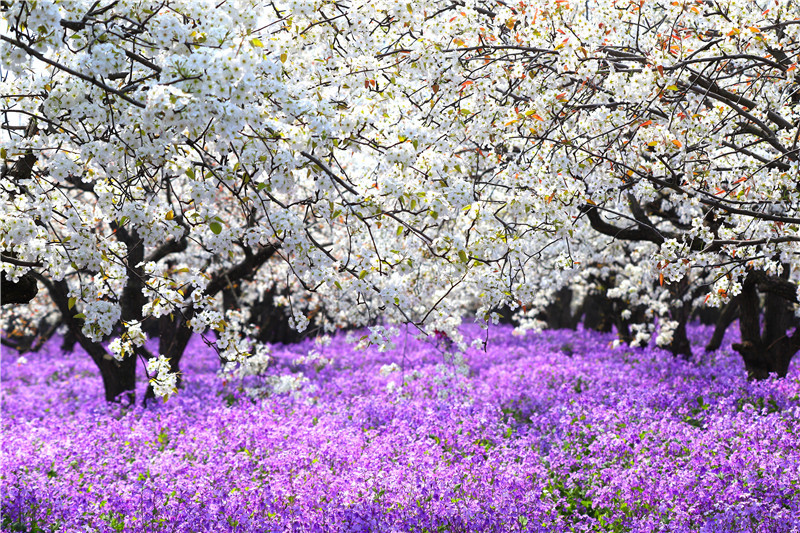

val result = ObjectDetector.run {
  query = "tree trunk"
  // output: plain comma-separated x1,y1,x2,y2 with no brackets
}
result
705,295,740,352
97,352,137,403
144,312,194,402
541,287,578,330
582,290,615,333
144,243,281,399
36,275,138,402
668,315,692,359
693,303,722,326
250,287,306,344
666,278,692,360
733,272,800,379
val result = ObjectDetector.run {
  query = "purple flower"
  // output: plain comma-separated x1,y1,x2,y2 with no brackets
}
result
2,323,799,531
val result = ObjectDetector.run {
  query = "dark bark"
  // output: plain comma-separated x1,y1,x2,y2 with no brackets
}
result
581,283,615,333
751,270,799,303
29,236,281,401
205,244,280,296
116,228,148,324
4,120,136,401
579,204,667,245
668,312,692,359
578,272,689,356
61,328,78,352
614,314,632,344
665,278,693,359
144,312,194,402
732,271,800,379
540,287,578,330
693,305,722,326
250,286,307,344
144,243,281,398
35,274,136,402
613,304,647,345
222,284,239,313
96,350,138,403
1,270,38,305
705,296,740,352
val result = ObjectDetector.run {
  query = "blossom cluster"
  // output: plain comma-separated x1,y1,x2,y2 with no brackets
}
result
2,323,799,532
3,0,799,392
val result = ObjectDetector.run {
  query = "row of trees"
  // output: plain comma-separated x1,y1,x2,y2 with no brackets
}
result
2,0,799,401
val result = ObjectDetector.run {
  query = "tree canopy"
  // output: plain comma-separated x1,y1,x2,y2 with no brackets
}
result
2,0,800,398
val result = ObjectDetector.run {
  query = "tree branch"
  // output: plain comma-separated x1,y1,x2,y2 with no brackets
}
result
0,254,42,268
1,35,146,109
299,151,358,195
205,243,281,297
579,204,666,244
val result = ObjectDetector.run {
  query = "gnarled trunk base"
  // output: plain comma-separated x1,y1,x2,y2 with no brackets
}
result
97,354,137,403
732,270,799,380
734,339,794,380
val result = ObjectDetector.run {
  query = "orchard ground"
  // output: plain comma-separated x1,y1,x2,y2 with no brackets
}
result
2,323,799,533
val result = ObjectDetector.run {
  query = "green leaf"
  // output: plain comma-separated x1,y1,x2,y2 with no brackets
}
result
280,52,287,63
250,38,263,48
458,250,468,263
358,270,368,280
209,221,223,235
68,297,77,310
73,313,86,320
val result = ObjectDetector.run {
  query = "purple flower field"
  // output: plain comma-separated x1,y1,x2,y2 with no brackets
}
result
2,324,799,533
